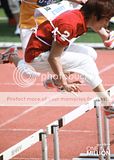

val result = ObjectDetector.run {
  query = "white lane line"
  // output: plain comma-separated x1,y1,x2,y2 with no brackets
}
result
0,128,36,132
60,129,96,133
12,158,70,160
0,128,95,134
0,95,59,128
0,82,42,86
0,63,114,128
99,63,114,74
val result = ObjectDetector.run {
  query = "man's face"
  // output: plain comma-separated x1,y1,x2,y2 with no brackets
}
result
90,16,109,32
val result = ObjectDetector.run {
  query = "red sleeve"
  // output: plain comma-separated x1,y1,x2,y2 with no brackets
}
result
55,24,74,47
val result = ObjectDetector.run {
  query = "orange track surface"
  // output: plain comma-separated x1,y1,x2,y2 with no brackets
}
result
0,49,114,159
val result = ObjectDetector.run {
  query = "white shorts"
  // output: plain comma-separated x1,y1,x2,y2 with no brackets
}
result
20,28,33,55
28,44,101,89
7,0,20,14
19,29,101,89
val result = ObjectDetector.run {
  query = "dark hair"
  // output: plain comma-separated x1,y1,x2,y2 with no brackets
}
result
81,0,114,21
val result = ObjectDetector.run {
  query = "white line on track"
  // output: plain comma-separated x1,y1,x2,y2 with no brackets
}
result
12,158,71,160
0,82,42,86
0,95,59,128
0,128,37,132
12,158,42,160
99,63,114,74
0,63,114,128
0,128,95,133
60,129,96,133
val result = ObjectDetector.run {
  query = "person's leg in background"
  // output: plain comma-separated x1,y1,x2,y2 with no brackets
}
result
1,0,16,26
7,0,20,35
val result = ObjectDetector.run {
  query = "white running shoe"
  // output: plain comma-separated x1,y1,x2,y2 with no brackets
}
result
14,25,20,36
43,77,64,91
0,45,18,64
104,102,114,118
43,77,81,92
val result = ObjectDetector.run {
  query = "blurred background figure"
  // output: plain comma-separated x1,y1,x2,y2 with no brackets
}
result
7,0,20,35
0,0,20,35
0,0,16,26
19,0,40,53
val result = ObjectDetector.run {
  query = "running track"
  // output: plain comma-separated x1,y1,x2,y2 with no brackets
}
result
0,49,114,160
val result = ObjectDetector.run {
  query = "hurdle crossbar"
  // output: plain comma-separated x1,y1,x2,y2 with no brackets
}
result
47,85,114,134
47,98,96,134
1,86,114,160
0,129,43,160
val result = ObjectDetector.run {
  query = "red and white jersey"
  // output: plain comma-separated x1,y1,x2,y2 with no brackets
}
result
25,10,87,62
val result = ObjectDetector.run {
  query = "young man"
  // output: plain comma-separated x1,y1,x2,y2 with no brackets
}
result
20,0,87,52
1,0,114,115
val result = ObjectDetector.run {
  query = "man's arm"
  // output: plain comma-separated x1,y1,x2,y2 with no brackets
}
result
98,28,114,49
97,27,109,42
48,41,67,86
48,41,79,92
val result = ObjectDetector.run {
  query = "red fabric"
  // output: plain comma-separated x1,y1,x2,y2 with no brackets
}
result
25,10,87,62
53,10,87,46
25,33,51,62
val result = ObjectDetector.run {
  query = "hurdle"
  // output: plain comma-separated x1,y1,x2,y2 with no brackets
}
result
46,97,97,160
45,86,114,160
39,132,48,160
0,129,49,160
0,95,96,160
0,93,95,159
73,90,114,160
0,86,114,160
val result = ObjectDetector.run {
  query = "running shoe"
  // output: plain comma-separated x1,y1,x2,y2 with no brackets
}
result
104,102,114,118
43,77,64,91
14,25,20,36
0,45,18,64
43,77,81,92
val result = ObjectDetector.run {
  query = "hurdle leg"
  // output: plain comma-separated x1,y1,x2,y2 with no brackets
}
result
95,100,104,160
40,132,48,160
104,114,110,160
52,125,60,160
104,90,110,160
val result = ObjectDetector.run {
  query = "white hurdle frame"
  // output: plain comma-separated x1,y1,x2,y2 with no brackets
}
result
104,114,110,160
95,99,105,160
95,95,112,160
46,100,95,160
47,86,114,160
39,132,48,160
78,89,114,160
51,125,60,160
1,86,114,160
0,129,44,160
104,90,111,160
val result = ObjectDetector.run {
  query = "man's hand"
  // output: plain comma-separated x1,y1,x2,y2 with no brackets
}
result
104,31,114,49
63,82,81,92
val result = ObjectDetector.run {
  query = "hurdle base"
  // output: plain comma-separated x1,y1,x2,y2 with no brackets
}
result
72,153,114,159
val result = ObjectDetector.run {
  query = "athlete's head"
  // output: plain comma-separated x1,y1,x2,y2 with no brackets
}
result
81,0,114,31
81,0,114,21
